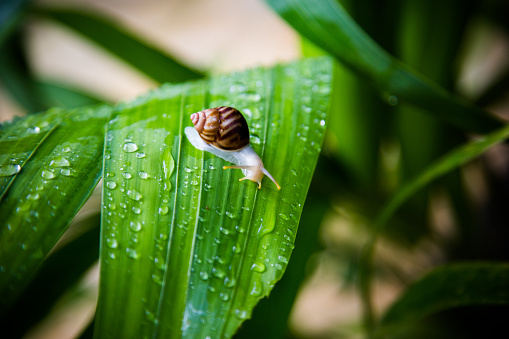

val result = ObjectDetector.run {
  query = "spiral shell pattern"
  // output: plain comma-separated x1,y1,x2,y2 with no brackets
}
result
190,106,250,151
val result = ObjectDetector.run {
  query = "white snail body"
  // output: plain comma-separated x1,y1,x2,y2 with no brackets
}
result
184,106,281,190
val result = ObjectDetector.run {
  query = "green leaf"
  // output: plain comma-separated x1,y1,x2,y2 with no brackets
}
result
0,105,110,313
1,215,100,338
265,0,503,134
37,81,106,109
360,123,509,333
378,263,509,335
94,56,332,338
33,8,204,83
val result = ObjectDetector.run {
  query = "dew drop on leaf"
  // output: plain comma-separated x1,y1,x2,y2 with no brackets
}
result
106,181,117,189
0,163,21,177
41,169,57,180
49,156,70,167
251,261,266,273
123,142,138,153
130,220,142,232
127,189,142,201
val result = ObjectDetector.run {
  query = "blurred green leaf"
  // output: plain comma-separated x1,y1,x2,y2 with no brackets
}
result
0,31,49,113
360,123,509,333
265,0,503,134
0,105,110,313
33,8,204,84
38,81,106,109
94,56,332,338
378,262,509,336
1,214,100,338
0,0,29,45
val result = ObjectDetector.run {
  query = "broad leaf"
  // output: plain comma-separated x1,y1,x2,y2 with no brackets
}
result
265,0,503,134
94,56,332,338
0,105,110,313
378,263,509,335
33,8,204,84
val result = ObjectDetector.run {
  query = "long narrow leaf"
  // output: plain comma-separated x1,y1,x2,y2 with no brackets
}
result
265,0,503,134
360,123,509,333
94,56,332,338
33,8,204,83
378,263,509,335
0,105,110,313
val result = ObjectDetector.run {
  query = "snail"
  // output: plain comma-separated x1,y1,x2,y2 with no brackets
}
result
184,106,281,190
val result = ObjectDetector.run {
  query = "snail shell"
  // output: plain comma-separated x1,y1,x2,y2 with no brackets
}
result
190,106,249,151
185,106,281,190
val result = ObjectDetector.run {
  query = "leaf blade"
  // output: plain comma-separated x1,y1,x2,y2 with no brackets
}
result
379,263,509,334
94,56,333,338
0,105,110,312
265,0,503,134
33,8,204,84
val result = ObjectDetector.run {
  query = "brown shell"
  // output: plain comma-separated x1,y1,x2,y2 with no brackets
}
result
190,106,250,151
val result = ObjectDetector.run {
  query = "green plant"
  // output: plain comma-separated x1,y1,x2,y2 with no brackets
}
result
2,0,509,338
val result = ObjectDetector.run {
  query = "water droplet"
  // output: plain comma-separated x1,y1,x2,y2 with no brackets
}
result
219,227,230,235
232,244,242,254
106,181,117,189
127,190,143,201
212,267,225,279
219,292,229,301
60,168,74,176
130,220,142,232
234,309,248,320
136,152,146,159
41,169,57,180
250,279,263,296
123,172,132,179
320,119,326,126
27,193,39,200
107,203,116,210
387,95,398,106
277,255,289,264
0,163,21,177
49,156,70,167
123,142,138,153
199,271,209,281
250,135,261,145
132,207,142,215
126,247,140,259
224,276,236,288
139,171,149,179
240,91,261,102
251,261,266,273
230,82,246,94
27,126,40,134
225,211,235,219
158,205,169,215
279,213,290,221
106,238,118,249
145,310,156,323
62,146,72,153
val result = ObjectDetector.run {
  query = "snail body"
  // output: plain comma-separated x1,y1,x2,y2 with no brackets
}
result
184,106,281,190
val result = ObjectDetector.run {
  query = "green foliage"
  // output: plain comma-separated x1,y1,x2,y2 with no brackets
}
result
1,0,509,338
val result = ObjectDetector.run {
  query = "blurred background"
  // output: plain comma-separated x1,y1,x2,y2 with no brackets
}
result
2,0,509,338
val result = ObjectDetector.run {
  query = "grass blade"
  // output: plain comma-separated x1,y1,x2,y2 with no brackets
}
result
0,105,110,312
265,0,503,134
360,123,509,334
33,8,204,84
378,263,509,336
